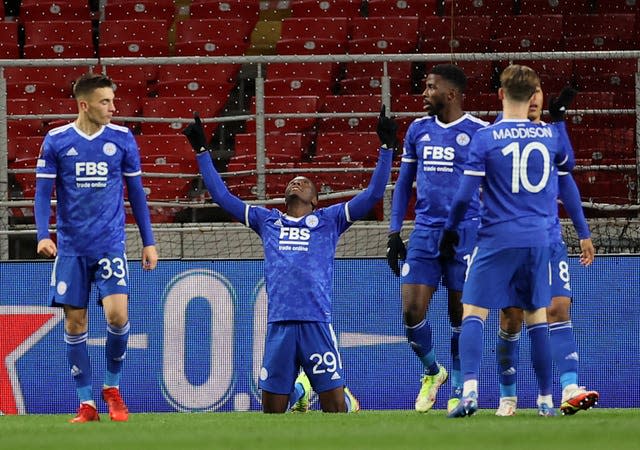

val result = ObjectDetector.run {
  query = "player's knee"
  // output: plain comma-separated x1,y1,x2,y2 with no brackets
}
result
547,297,571,323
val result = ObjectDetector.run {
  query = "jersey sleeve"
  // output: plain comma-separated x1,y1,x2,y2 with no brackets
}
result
35,135,57,179
462,130,487,177
247,205,273,235
122,131,142,177
400,121,417,163
552,121,575,172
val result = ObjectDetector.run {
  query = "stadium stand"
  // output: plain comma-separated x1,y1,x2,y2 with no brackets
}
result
0,21,19,58
492,14,563,52
275,17,349,55
289,0,363,18
22,20,96,58
245,95,321,134
365,0,440,18
98,19,170,57
140,97,228,135
517,0,595,15
348,16,420,54
563,13,637,50
103,0,177,22
174,18,252,57
318,94,382,133
17,0,93,21
233,132,311,163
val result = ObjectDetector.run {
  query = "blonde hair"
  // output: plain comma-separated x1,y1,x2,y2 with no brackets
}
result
500,64,540,102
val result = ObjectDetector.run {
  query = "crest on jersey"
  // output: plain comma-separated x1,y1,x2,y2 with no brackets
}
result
103,142,117,156
305,215,319,228
456,133,470,146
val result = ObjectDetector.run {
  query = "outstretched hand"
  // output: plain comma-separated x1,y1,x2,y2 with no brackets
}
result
182,112,209,154
548,87,578,122
386,232,407,277
377,105,399,151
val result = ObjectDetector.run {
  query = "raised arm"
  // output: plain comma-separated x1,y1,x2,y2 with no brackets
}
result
346,106,396,221
183,113,248,223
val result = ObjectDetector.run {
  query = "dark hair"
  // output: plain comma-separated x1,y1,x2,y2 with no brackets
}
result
429,64,468,92
72,73,114,98
500,64,540,102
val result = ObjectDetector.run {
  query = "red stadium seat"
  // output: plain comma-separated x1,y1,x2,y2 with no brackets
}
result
0,22,20,58
104,0,177,22
518,0,594,15
573,170,636,204
7,136,43,162
188,0,260,27
136,134,198,173
3,66,90,97
18,1,93,21
6,81,73,100
570,128,635,162
289,0,363,18
140,97,228,135
492,15,563,52
449,0,515,15
319,95,382,133
563,14,636,50
595,0,640,13
156,63,240,87
7,98,77,138
267,62,339,84
99,20,170,57
276,17,349,55
339,76,414,97
245,96,320,134
234,132,312,162
365,0,439,18
341,61,418,95
264,78,336,99
174,19,252,57
349,17,420,54
573,59,637,93
154,79,235,99
314,132,381,165
23,20,96,58
420,16,493,53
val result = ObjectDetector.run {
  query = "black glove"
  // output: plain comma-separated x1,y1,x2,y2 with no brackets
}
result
386,232,407,277
548,87,578,122
377,104,399,150
438,229,459,261
182,112,209,154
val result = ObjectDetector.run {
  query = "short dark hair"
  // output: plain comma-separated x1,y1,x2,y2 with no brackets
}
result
429,64,468,92
72,73,114,98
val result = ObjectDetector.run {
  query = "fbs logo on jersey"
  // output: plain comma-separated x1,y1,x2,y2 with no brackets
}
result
278,227,311,252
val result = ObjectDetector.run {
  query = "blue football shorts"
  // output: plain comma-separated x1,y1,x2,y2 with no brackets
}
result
259,321,345,395
49,252,130,308
400,219,479,291
550,241,572,299
463,246,551,311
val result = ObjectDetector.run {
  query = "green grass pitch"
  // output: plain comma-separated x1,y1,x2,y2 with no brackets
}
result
2,409,639,450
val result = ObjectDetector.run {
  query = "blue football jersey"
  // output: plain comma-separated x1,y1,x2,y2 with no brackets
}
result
547,121,576,244
400,113,488,228
36,122,142,256
464,119,572,247
248,203,351,323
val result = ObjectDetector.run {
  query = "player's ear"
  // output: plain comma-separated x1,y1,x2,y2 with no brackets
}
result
497,88,505,101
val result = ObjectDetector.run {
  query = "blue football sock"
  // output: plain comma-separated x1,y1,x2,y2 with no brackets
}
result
496,328,520,397
549,321,579,390
105,321,130,387
288,382,305,409
65,331,93,403
450,327,462,396
528,322,553,396
459,316,485,384
406,319,439,375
